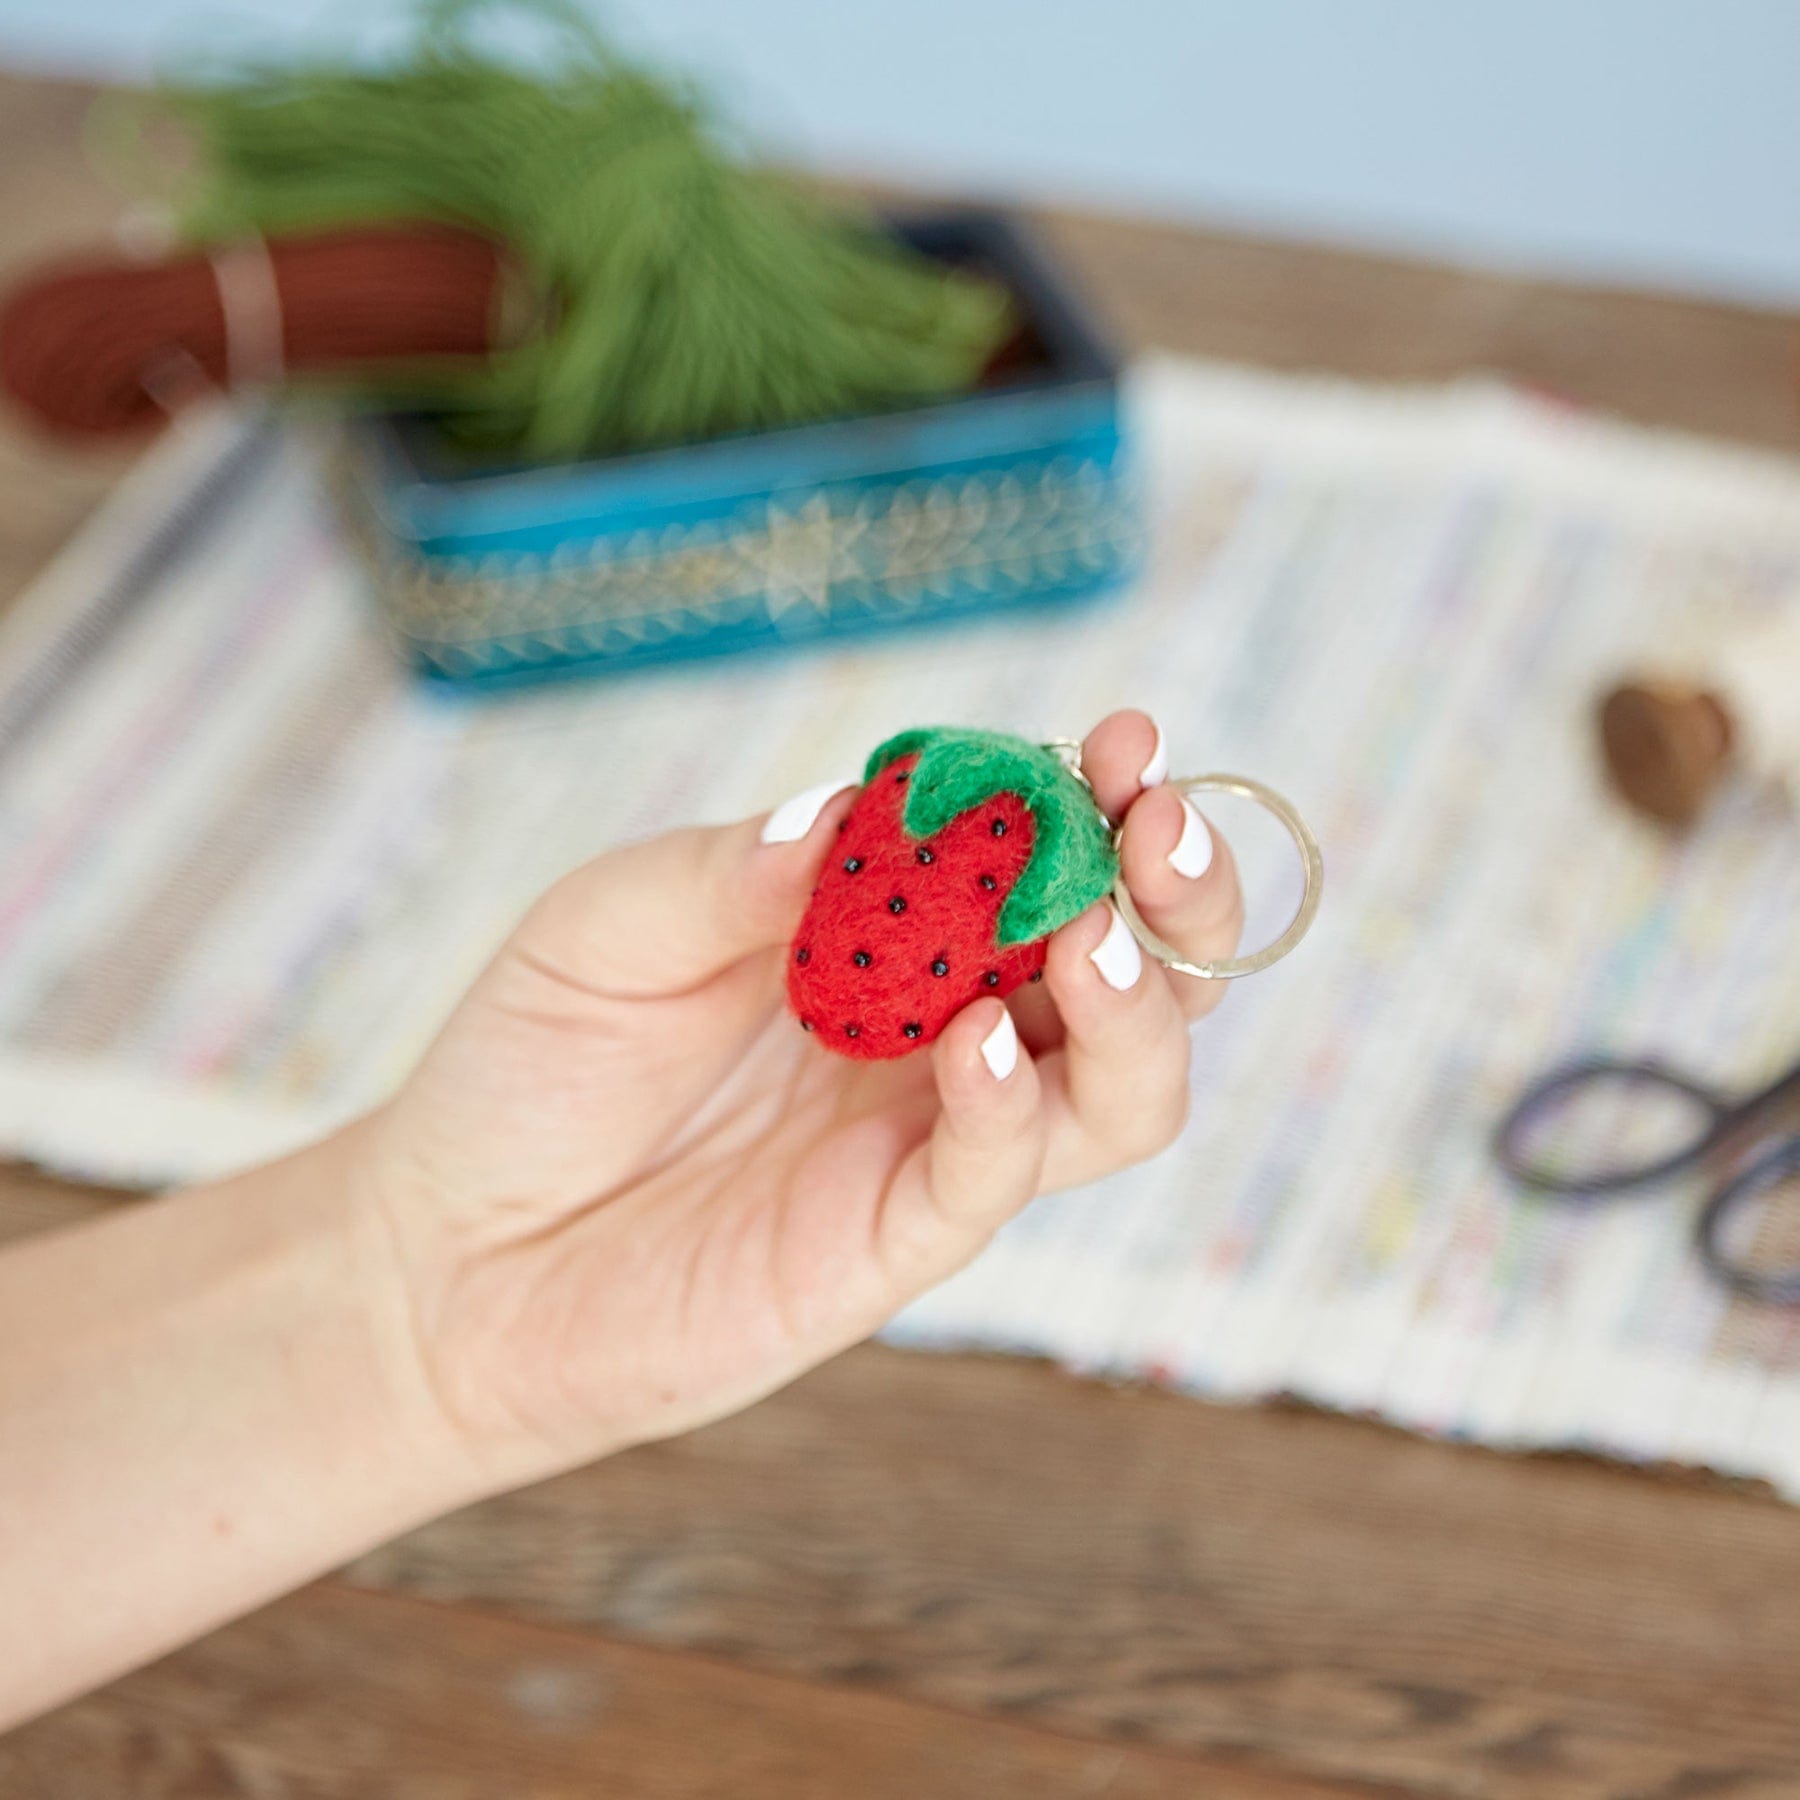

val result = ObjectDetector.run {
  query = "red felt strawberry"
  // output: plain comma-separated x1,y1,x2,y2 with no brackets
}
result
787,726,1121,1060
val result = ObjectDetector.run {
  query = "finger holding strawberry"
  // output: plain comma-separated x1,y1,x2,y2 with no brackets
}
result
1065,708,1245,1024
1024,709,1245,1190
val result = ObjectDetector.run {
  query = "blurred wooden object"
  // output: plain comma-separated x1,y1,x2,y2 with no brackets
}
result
1600,610,1800,827
0,79,138,607
7,67,1800,1800
1600,679,1736,825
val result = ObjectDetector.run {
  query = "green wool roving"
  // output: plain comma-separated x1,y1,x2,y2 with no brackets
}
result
865,727,1119,946
160,0,1013,461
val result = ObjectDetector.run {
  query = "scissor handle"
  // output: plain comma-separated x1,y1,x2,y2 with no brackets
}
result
1494,1057,1731,1196
1696,1136,1800,1305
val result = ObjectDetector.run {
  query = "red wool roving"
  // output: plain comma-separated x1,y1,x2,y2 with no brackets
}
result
787,726,1121,1061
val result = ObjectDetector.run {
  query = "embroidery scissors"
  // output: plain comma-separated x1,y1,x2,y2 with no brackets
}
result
1494,1052,1800,1304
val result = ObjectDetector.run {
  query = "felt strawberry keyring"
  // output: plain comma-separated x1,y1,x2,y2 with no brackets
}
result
787,726,1121,1060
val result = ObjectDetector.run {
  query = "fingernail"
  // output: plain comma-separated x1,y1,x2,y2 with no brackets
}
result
979,1008,1019,1080
1138,718,1169,789
1168,796,1214,879
1088,904,1143,991
760,780,854,845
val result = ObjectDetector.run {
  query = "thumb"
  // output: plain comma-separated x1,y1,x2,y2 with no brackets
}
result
386,778,862,1210
512,779,859,1000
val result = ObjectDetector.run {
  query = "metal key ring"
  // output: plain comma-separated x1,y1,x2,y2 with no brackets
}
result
1041,744,1324,979
1113,773,1324,979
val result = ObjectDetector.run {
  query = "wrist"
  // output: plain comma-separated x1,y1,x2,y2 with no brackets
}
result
0,1123,498,1722
314,1109,619,1501
201,1122,500,1523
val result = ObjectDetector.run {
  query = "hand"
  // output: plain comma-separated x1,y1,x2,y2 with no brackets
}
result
359,709,1244,1494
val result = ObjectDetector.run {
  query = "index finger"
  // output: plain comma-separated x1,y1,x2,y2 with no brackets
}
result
1078,709,1244,1023
1115,785,1243,1021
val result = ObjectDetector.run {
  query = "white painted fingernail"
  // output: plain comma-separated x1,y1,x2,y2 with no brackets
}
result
1168,796,1215,879
1088,904,1143,991
979,1008,1019,1080
760,780,854,845
1138,718,1169,789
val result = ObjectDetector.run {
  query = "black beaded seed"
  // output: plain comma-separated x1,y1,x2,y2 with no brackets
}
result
916,847,935,865
895,770,909,783
991,817,1007,837
930,958,949,978
1029,968,1044,982
843,856,863,873
903,1022,923,1039
983,970,1000,987
800,1019,815,1032
889,895,907,914
853,950,871,967
845,1023,861,1039
979,874,997,891
795,947,811,965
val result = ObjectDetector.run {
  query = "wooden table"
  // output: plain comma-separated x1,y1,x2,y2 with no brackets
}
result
4,71,1800,1800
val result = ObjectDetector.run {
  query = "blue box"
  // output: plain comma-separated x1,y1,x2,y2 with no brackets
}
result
340,210,1138,686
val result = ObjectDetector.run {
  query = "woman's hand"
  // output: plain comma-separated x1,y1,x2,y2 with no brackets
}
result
0,707,1243,1727
362,709,1244,1493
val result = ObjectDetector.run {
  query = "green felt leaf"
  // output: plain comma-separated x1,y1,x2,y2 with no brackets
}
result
865,726,1119,946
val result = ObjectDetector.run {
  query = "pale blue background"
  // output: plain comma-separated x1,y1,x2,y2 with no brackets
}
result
3,0,1798,304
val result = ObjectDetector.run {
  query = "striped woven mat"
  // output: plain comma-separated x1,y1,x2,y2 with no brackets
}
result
4,360,1799,1489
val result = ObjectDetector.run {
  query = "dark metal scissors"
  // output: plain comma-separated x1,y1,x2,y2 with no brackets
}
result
1494,1054,1800,1305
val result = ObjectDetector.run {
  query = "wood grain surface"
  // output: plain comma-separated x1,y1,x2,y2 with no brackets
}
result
4,65,1800,1800
345,1346,1800,1800
2,1583,1405,1800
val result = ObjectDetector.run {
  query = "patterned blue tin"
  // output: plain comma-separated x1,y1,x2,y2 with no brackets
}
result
341,212,1138,686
